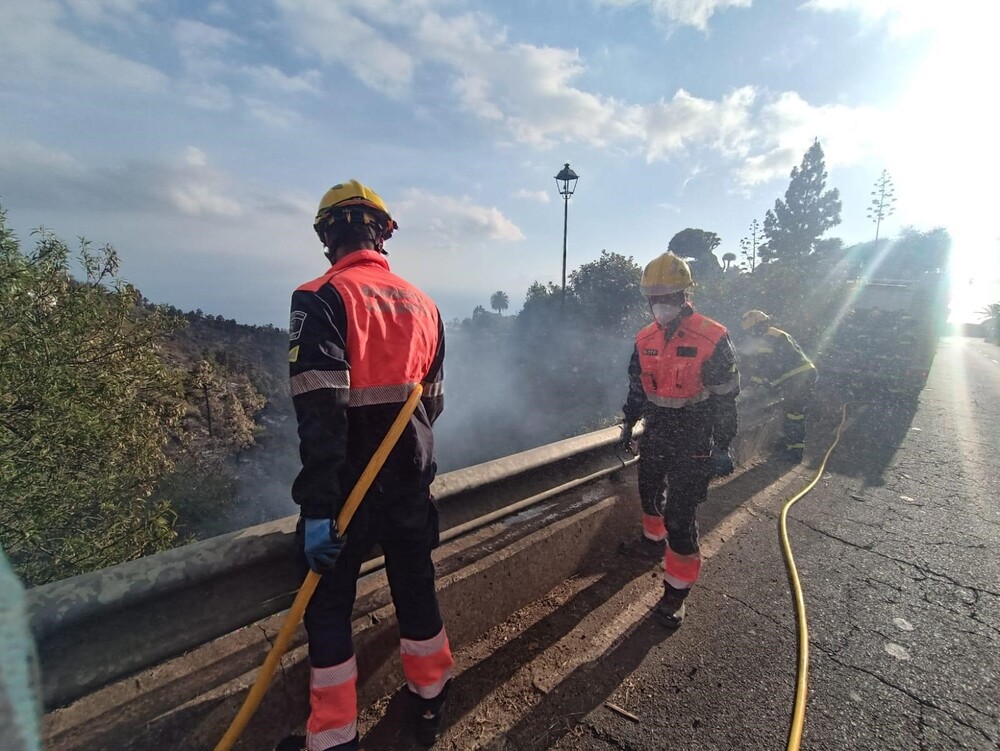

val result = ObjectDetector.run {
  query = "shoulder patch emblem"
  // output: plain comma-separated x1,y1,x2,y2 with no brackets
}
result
289,311,307,341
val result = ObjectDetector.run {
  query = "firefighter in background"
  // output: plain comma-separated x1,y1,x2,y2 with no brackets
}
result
620,252,740,628
740,310,818,464
280,181,452,751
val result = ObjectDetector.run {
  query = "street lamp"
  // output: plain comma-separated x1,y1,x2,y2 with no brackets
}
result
554,162,579,307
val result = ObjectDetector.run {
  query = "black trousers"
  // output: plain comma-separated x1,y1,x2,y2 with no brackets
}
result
779,370,818,452
300,489,443,668
637,437,713,557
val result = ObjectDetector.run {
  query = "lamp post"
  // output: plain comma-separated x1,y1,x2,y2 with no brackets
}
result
554,162,579,308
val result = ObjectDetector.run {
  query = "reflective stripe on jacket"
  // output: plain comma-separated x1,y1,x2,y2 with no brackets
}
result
289,250,445,519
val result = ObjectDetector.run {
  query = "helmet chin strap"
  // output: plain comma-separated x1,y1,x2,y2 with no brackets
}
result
368,224,387,254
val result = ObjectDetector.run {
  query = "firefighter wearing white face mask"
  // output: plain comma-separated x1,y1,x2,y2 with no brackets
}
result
620,251,740,628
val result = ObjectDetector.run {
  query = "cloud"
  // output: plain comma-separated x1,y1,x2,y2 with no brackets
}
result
243,97,302,128
0,2,166,90
173,18,241,53
162,148,240,217
395,189,524,248
800,0,943,37
416,12,644,148
656,202,683,213
244,65,321,95
206,1,234,18
275,0,415,98
512,189,550,203
0,140,80,172
644,86,757,161
172,18,242,82
596,0,752,31
734,91,885,185
65,0,151,26
737,148,800,187
179,81,235,112
272,2,881,185
173,19,317,123
0,140,311,223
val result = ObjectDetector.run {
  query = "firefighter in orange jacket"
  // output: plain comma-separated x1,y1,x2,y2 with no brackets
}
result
620,252,740,628
280,181,452,751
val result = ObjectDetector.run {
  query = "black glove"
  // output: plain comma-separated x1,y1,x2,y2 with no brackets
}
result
711,447,734,477
619,422,638,455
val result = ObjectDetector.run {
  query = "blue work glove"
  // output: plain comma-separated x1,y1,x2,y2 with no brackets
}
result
711,447,735,477
303,517,345,573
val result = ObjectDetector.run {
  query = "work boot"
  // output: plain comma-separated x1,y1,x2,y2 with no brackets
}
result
655,587,688,629
413,679,451,747
274,734,360,751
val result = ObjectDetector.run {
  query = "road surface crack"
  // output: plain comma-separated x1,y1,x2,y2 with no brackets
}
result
699,583,793,633
814,646,996,744
790,517,1000,599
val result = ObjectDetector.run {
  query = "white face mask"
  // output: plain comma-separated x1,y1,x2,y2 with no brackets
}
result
652,303,682,326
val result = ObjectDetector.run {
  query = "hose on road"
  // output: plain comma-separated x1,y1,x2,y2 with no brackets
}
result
779,402,850,751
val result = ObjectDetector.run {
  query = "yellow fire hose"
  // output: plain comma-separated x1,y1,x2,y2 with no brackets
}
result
779,403,850,751
214,384,424,751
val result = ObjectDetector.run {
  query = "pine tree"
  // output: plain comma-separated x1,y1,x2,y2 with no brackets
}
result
760,140,842,262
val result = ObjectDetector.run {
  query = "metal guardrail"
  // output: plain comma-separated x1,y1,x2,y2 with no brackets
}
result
26,425,631,708
28,391,776,710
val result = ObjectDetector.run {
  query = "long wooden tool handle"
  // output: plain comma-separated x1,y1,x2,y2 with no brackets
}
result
214,384,424,751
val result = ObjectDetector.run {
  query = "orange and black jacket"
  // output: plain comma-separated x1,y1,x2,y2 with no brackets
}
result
288,250,445,520
623,305,740,455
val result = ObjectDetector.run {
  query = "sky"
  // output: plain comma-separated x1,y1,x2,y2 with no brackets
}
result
2,0,998,327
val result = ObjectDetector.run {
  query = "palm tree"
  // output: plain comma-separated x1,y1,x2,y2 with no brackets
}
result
490,290,509,316
978,303,1000,341
978,303,1000,321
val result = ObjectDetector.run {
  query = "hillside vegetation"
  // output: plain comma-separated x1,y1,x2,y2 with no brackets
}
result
0,207,292,585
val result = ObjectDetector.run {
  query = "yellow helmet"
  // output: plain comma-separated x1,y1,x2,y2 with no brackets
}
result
741,310,770,331
640,252,693,297
314,179,397,245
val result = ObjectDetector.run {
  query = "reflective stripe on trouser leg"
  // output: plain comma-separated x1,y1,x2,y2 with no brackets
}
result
306,655,358,751
400,626,454,699
642,514,667,541
663,547,702,590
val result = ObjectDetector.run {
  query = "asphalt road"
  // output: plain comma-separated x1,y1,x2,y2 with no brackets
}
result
547,336,1000,751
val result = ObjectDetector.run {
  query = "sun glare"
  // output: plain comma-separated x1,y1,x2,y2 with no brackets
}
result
880,7,1000,324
